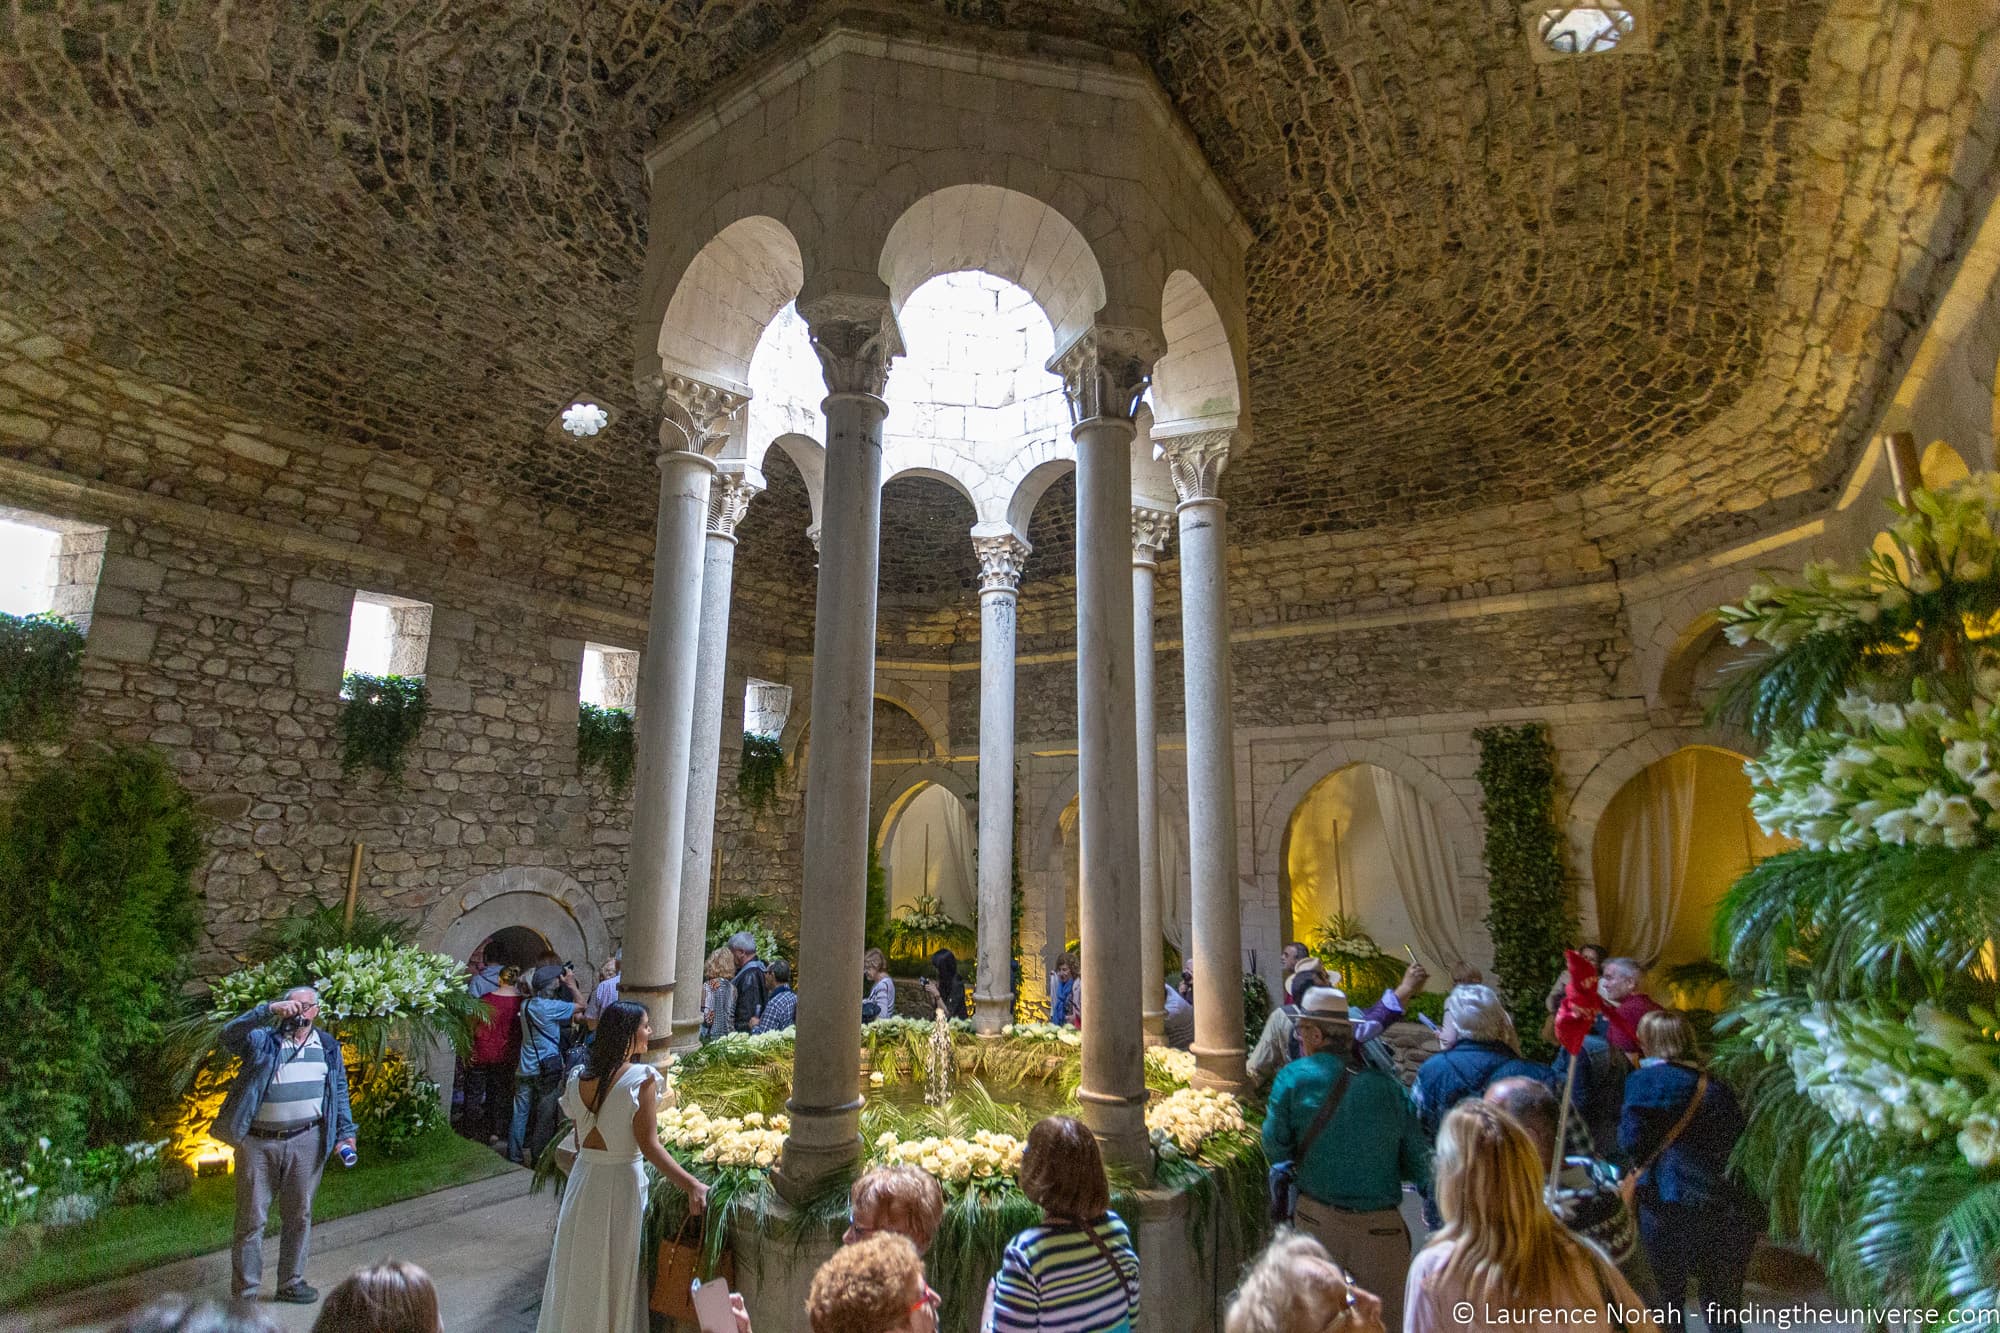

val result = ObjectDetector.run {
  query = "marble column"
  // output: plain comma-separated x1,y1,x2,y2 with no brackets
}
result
1052,326,1160,1175
1161,428,1247,1091
670,465,763,1051
779,294,900,1196
1131,505,1175,1043
970,530,1030,1036
621,377,741,1065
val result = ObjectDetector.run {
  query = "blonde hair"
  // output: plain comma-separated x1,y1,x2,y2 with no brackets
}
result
1638,1009,1701,1063
1425,1100,1602,1314
863,948,887,975
851,1165,945,1254
1225,1230,1352,1333
807,1232,924,1333
704,947,738,982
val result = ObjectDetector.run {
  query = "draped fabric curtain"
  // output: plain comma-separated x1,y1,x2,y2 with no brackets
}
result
1368,768,1469,972
938,790,977,926
1158,808,1189,956
887,786,978,926
1599,750,1699,965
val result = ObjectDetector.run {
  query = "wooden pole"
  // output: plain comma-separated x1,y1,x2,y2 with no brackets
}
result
343,842,364,932
1548,1053,1580,1195
1884,431,1922,506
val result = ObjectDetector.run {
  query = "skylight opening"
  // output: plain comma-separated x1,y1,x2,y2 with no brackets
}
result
1537,6,1635,55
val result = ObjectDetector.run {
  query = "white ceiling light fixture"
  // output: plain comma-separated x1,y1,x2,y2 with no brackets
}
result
561,401,609,437
1526,4,1645,61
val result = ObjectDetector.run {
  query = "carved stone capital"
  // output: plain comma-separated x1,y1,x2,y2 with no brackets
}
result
1158,429,1234,503
707,470,762,538
1048,326,1161,426
1131,505,1175,563
798,294,903,398
972,533,1031,594
656,372,748,456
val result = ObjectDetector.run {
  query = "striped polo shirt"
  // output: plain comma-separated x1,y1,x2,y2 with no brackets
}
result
252,1030,329,1131
990,1212,1139,1332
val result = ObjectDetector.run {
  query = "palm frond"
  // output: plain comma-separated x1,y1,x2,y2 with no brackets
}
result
1711,623,1903,741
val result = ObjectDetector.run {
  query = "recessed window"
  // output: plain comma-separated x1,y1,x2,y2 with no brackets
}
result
343,591,431,684
0,519,60,616
1535,5,1636,56
0,509,106,627
744,678,792,740
581,643,639,709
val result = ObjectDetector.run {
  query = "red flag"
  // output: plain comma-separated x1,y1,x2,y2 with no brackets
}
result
1552,949,1602,1056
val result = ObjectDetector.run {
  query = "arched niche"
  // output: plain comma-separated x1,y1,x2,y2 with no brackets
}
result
877,780,978,926
1152,270,1243,430
1279,763,1470,979
1589,746,1791,981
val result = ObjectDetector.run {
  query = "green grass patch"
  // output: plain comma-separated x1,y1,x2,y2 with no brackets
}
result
0,1130,516,1310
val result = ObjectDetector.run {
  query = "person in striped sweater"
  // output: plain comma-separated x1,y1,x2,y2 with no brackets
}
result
987,1116,1141,1332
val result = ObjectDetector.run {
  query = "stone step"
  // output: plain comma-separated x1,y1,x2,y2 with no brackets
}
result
4,1165,534,1333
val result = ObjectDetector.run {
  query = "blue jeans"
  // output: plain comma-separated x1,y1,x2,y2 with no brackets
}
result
507,1068,559,1163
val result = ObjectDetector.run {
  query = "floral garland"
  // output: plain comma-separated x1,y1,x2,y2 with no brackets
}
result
1735,996,2000,1169
1746,690,2000,851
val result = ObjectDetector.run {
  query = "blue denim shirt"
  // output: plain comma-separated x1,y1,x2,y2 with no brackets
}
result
517,996,573,1075
210,1004,358,1163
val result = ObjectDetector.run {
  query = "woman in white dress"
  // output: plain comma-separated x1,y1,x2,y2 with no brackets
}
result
537,1000,708,1333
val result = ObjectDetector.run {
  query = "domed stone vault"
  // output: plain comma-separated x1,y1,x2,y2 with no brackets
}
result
2,1,1993,568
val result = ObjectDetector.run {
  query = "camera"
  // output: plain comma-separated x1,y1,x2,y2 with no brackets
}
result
274,1013,309,1036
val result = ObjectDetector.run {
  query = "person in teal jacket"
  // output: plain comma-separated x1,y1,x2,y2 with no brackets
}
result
1263,986,1430,1332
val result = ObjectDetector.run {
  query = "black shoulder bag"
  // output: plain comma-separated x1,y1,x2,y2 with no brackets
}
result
1268,1067,1352,1223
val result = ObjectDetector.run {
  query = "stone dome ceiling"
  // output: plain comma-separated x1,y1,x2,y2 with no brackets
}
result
0,1,1993,573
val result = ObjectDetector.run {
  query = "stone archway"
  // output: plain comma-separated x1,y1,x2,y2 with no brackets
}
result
422,865,612,974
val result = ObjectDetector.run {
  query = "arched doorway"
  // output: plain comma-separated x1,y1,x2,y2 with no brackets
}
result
1280,764,1467,987
1590,746,1791,982
878,782,977,925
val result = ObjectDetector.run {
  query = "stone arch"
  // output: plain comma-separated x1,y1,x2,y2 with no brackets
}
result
875,762,977,841
872,679,949,758
422,866,613,975
740,302,825,475
1152,270,1243,431
657,215,805,389
1565,726,1756,925
881,464,980,515
1254,740,1480,886
877,184,1110,356
1003,456,1076,540
1654,611,1726,718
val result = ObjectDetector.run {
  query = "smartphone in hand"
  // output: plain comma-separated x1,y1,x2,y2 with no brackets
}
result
691,1278,736,1333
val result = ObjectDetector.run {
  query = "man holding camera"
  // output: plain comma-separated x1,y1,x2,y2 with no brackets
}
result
211,987,357,1304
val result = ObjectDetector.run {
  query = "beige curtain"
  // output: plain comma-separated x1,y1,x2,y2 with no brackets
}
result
1599,750,1700,965
1367,768,1468,973
1159,806,1189,955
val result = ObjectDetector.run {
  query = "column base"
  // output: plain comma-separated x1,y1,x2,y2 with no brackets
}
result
777,1096,865,1202
1141,1012,1165,1045
668,1018,703,1053
1189,1043,1248,1095
1077,1087,1154,1182
971,991,1014,1037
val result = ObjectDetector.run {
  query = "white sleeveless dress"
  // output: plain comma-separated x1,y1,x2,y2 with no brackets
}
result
535,1062,657,1333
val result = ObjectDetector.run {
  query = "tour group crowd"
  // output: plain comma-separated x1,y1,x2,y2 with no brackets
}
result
123,933,1758,1333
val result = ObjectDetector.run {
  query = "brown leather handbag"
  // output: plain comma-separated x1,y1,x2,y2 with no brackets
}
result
650,1216,735,1319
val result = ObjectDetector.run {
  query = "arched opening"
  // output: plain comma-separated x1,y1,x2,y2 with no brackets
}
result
472,925,551,972
878,474,980,608
658,216,805,387
1922,439,1973,490
877,782,977,926
1280,764,1464,995
1153,270,1242,428
1590,746,1792,988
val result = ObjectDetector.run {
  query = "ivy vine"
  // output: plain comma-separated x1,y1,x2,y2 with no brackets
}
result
576,703,635,795
337,672,429,783
738,732,787,812
0,611,86,747
1474,722,1573,1052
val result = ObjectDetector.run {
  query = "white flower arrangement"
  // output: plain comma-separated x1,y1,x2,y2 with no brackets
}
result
1144,1087,1248,1156
658,1104,790,1170
1144,1046,1198,1086
1737,997,2000,1167
212,943,464,1021
870,1128,1025,1185
999,1022,1081,1046
1744,691,2000,852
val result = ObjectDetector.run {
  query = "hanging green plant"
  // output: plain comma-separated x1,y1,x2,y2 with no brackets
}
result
1474,721,1571,1051
576,702,635,795
336,672,429,783
738,732,786,812
0,610,86,747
